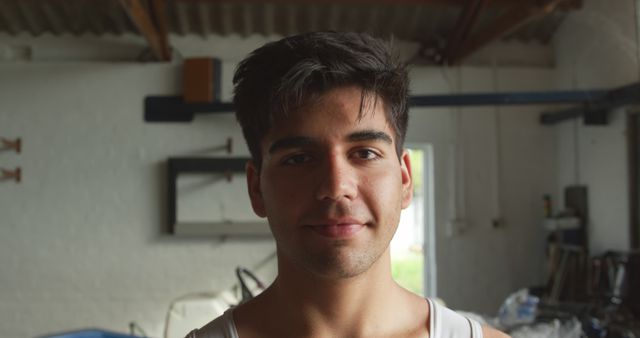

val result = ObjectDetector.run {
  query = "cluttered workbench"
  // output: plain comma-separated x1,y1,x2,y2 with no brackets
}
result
482,248,639,337
491,188,640,337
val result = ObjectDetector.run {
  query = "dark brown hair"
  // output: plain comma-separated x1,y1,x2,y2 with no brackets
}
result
233,31,409,166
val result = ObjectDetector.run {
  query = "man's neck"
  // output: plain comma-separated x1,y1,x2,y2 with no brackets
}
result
235,249,428,338
277,250,395,324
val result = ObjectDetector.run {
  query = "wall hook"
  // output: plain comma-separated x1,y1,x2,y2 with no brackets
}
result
1,167,21,183
203,137,233,154
226,137,233,154
1,138,21,153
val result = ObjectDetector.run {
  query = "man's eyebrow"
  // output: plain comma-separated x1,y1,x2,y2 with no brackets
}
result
268,131,392,154
268,136,316,154
347,130,393,144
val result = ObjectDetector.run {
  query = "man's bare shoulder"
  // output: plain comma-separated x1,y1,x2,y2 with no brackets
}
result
482,325,511,338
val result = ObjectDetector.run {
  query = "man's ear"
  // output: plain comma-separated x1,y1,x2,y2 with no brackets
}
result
246,160,267,218
400,150,413,209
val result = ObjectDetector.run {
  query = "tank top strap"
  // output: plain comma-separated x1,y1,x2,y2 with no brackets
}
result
425,298,483,338
469,317,483,338
426,298,440,338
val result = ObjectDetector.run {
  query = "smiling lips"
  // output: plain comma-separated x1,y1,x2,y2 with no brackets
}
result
307,218,366,238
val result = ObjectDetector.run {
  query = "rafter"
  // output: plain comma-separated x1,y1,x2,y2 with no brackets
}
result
441,0,488,65
41,2,64,35
0,1,20,35
241,2,253,36
17,0,43,35
220,3,233,35
150,0,170,52
119,0,171,61
175,1,190,35
198,2,211,38
175,0,554,6
448,0,569,65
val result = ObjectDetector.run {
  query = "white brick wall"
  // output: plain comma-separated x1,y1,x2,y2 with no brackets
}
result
553,0,638,254
0,33,559,336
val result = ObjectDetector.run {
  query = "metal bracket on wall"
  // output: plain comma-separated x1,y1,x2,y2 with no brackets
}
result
1,137,21,153
167,157,270,236
1,167,21,183
540,82,640,125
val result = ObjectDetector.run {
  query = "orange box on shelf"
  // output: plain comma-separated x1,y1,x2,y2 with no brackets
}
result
183,57,222,103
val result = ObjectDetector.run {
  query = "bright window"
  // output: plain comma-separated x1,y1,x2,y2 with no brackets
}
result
391,146,435,297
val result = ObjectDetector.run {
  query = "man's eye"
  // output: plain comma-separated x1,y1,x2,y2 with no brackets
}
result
283,153,312,165
353,149,380,160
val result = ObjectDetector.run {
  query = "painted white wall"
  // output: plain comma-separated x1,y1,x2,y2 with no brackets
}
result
0,33,287,338
553,0,638,254
0,60,280,338
406,66,556,314
1,32,556,336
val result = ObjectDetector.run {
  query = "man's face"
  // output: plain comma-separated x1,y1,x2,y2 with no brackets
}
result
246,86,413,279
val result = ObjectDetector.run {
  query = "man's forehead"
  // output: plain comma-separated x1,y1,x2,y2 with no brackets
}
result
278,85,386,116
267,129,394,154
260,85,396,146
263,112,395,147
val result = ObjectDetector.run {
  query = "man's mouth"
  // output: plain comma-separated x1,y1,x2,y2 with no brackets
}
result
306,218,366,238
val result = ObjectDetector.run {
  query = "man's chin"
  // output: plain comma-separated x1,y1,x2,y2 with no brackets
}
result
297,251,378,280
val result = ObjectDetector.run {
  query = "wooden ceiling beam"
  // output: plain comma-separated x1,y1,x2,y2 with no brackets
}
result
175,0,553,7
197,2,211,38
119,0,171,61
0,1,21,35
150,0,170,55
441,0,488,65
41,2,64,35
448,0,569,65
17,1,43,35
175,1,190,35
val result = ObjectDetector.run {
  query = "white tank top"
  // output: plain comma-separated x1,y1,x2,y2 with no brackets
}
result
186,298,484,338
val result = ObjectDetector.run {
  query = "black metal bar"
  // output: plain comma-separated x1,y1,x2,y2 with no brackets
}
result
539,105,586,125
540,82,640,125
410,90,607,107
168,164,177,233
145,89,610,122
169,157,250,172
607,82,640,106
145,96,235,122
146,82,640,125
629,113,640,250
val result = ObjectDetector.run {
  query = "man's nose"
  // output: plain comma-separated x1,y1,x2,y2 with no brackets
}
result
314,155,358,201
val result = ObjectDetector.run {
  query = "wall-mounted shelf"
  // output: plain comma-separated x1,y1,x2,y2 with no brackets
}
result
167,157,270,236
146,96,233,122
174,221,270,236
145,87,624,123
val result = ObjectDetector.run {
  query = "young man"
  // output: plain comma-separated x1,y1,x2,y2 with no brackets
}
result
187,32,509,338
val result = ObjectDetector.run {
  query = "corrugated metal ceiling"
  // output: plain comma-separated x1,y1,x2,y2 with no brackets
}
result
0,0,567,44
0,0,580,64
